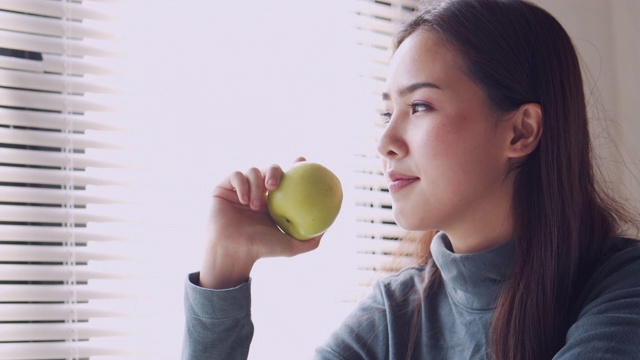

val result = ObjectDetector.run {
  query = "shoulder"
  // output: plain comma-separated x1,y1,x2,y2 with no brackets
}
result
601,237,640,276
577,237,640,312
592,237,640,288
555,239,640,358
315,265,431,360
371,262,433,304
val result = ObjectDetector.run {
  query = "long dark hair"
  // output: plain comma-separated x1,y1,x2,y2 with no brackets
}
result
393,1,638,359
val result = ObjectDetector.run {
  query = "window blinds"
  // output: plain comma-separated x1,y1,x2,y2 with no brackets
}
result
351,0,421,288
0,1,136,359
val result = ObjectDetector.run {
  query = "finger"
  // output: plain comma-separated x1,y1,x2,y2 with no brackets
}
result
227,171,250,205
264,164,284,191
294,156,307,163
245,167,266,211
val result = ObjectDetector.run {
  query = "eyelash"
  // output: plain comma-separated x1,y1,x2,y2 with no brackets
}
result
409,101,434,114
378,102,434,125
379,111,392,125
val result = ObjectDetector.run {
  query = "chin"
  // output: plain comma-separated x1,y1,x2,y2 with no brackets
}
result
393,209,440,232
393,214,427,231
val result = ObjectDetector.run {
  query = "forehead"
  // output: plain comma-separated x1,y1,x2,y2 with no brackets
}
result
386,30,464,93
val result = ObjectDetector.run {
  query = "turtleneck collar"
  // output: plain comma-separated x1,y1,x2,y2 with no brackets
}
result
430,231,515,311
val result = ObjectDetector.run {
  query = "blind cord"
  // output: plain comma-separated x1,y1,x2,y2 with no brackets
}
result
62,1,80,358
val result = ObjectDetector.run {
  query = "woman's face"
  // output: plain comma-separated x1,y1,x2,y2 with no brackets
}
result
378,30,515,251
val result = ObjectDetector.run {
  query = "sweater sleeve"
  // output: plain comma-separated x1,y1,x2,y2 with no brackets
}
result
181,272,254,360
313,280,390,360
553,246,640,359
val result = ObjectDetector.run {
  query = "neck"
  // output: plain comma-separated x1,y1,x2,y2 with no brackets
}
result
445,196,514,254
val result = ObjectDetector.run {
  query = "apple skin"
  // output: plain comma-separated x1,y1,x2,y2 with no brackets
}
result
267,162,343,241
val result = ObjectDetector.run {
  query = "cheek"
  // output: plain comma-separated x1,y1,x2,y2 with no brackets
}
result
416,116,501,179
414,121,460,162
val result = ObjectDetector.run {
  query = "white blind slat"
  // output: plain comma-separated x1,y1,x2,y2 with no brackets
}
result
43,53,115,76
0,53,115,76
354,191,392,206
0,224,128,243
0,186,121,205
0,342,131,360
0,0,113,22
0,244,129,262
0,127,118,150
0,68,117,94
353,0,412,23
0,303,128,322
0,264,128,282
0,10,114,39
0,285,130,302
351,13,399,35
0,204,125,223
354,27,396,50
0,148,123,169
0,108,123,131
0,87,113,112
0,166,125,186
354,172,388,191
0,53,42,72
0,323,127,342
0,29,116,57
354,223,404,239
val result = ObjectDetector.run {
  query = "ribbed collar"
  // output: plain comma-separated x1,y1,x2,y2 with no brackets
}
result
430,231,515,311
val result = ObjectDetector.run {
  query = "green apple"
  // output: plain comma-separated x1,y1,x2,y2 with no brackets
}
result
267,162,343,241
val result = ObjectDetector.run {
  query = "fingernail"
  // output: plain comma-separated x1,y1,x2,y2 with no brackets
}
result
267,178,277,187
252,200,260,209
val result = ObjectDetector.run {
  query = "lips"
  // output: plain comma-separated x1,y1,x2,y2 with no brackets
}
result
387,170,419,193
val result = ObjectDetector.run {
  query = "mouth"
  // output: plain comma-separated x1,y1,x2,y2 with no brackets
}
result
387,171,419,193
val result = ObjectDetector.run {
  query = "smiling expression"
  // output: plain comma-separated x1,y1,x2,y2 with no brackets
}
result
377,30,516,251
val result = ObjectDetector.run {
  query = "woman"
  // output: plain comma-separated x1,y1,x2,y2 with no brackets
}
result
182,0,640,359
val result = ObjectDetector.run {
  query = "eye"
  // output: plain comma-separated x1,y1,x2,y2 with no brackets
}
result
409,101,434,114
378,110,392,126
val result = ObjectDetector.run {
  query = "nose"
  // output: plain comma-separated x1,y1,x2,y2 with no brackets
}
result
376,115,407,160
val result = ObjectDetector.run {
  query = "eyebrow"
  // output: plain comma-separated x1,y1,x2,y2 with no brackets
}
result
382,81,442,101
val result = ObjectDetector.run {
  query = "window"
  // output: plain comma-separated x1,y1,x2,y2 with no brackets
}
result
351,0,422,288
0,0,138,358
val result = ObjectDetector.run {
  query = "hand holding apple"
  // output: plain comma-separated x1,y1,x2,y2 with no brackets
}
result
200,160,336,289
267,162,343,240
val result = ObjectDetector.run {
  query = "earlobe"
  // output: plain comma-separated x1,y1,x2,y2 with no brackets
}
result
507,103,542,158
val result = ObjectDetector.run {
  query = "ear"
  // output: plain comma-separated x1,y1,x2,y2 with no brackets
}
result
505,103,542,158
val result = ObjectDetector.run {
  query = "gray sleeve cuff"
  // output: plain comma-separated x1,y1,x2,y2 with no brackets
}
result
182,272,254,360
184,272,252,320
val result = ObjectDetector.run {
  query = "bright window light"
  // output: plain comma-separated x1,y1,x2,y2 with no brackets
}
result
105,1,372,358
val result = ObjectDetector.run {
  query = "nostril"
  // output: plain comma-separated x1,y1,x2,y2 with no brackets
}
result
377,129,403,159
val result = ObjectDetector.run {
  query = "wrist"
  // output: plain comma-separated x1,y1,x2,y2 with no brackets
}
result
198,242,256,289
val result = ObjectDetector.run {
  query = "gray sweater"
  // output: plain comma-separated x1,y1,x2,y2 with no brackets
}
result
182,233,640,359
